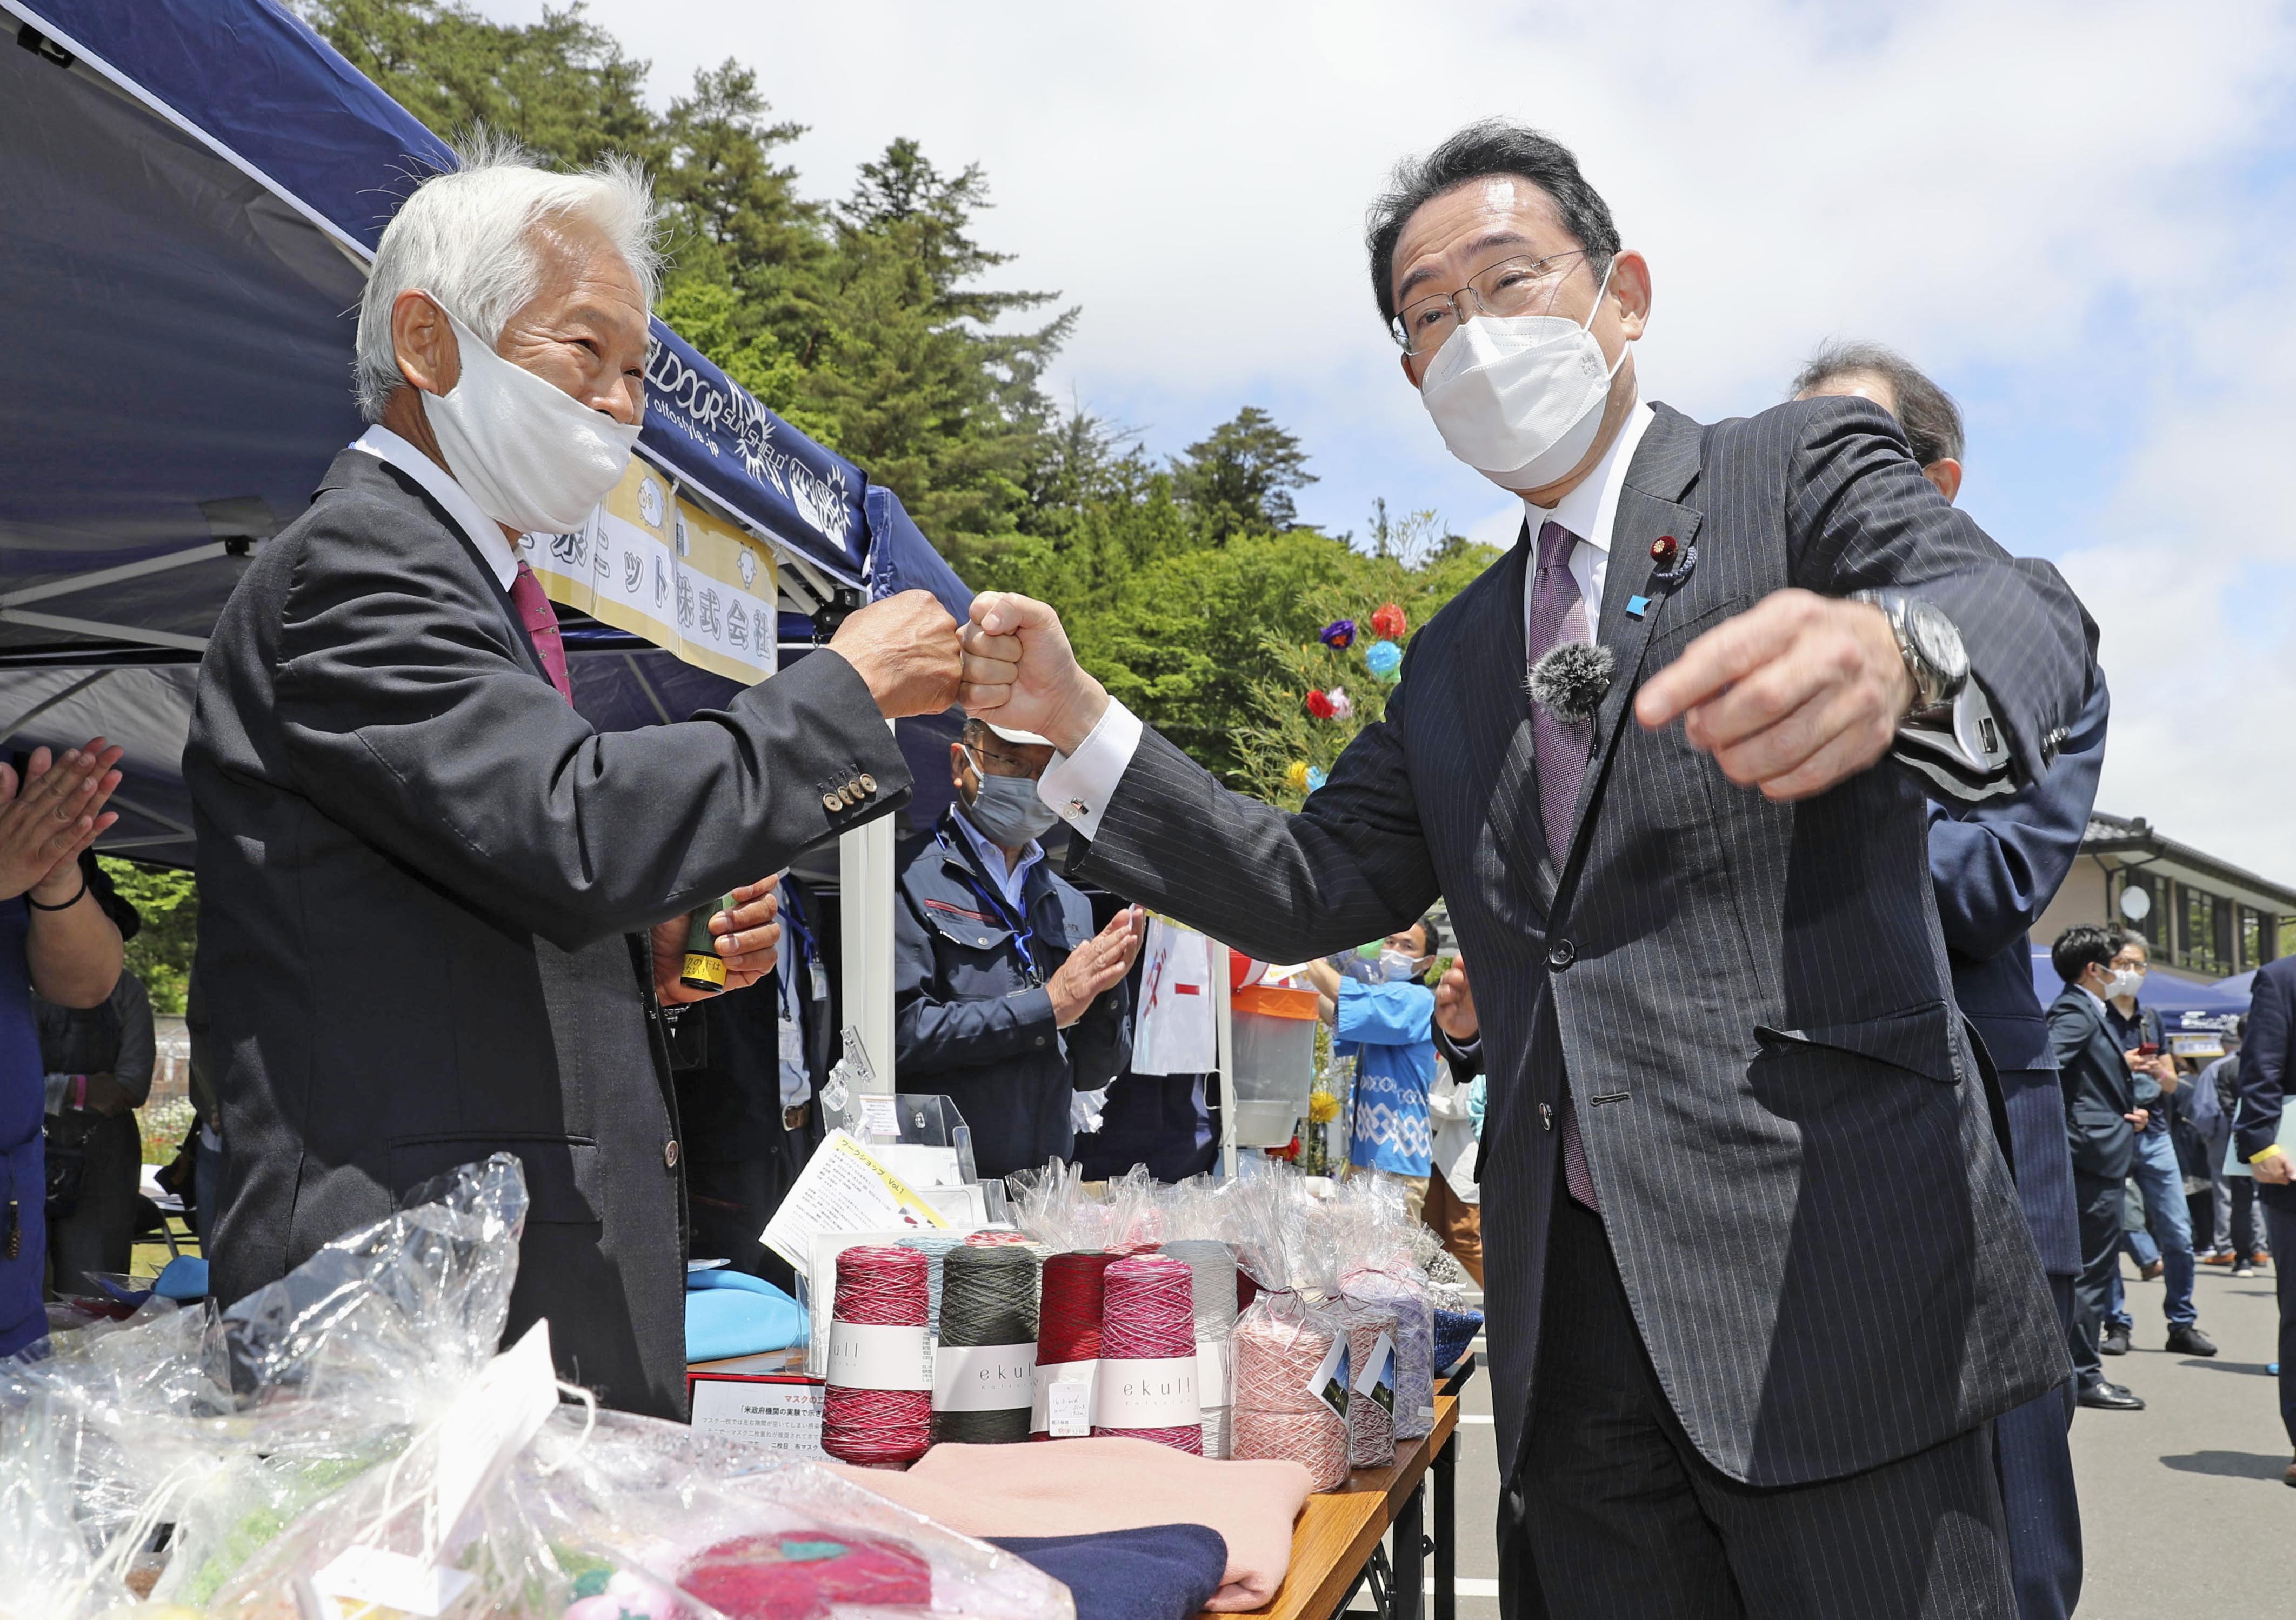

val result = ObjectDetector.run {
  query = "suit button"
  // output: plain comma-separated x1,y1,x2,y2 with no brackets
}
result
822,792,842,812
1034,1036,1047,1048
859,772,878,795
1540,1102,1554,1132
663,1139,681,1169
1548,939,1576,969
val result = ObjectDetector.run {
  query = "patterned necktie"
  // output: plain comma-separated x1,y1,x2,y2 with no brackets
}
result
1526,519,1601,1211
510,559,575,705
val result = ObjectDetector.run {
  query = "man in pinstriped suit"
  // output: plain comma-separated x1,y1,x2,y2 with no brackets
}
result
959,122,2092,1617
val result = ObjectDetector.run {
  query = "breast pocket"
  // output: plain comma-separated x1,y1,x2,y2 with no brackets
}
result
920,899,1029,995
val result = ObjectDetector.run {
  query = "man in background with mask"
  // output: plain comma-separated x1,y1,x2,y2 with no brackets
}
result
1300,918,1440,1218
189,147,961,1419
958,118,2094,1615
892,719,1142,1179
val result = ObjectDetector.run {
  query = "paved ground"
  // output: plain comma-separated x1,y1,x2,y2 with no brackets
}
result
1363,1255,2290,1617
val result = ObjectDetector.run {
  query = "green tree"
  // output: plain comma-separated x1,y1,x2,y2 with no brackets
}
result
1173,407,1318,539
97,859,198,1016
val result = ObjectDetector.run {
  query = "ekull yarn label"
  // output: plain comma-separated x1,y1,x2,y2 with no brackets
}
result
1095,1356,1201,1429
1194,1337,1231,1409
933,1341,1039,1412
826,1319,931,1391
1031,1359,1100,1435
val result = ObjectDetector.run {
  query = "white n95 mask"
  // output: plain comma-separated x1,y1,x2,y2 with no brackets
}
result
420,302,643,534
1417,257,1624,492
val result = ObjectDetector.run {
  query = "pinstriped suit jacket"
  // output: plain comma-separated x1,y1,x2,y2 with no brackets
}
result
1068,397,2091,1488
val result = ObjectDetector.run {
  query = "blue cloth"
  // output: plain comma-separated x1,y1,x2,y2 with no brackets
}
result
1434,1306,1484,1372
1338,979,1436,1177
2106,1129,2195,1332
989,1524,1229,1620
0,897,48,1358
685,1268,808,1362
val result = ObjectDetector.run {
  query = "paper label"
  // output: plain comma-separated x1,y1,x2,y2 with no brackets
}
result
761,1129,949,1271
1309,1334,1351,1419
860,1094,900,1139
432,1320,557,1548
826,1319,930,1391
689,1378,827,1456
935,1342,1038,1412
1194,1337,1231,1410
1352,1331,1397,1414
311,1548,474,1619
1095,1356,1202,1429
1031,1357,1099,1435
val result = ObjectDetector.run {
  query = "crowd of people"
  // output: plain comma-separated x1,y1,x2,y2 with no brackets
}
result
2,112,2292,1620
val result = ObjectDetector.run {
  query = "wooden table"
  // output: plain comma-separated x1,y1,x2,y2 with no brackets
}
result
1199,1389,1465,1620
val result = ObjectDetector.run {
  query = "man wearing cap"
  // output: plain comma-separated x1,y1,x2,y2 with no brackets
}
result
893,719,1143,1179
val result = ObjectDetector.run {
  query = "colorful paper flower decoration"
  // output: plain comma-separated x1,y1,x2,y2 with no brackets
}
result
1286,760,1310,791
1326,687,1353,720
1305,689,1337,720
1319,619,1357,649
1371,602,1407,640
1306,765,1328,792
1365,640,1403,681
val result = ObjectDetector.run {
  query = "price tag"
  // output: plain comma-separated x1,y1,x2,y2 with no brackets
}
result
311,1548,473,1619
1049,1379,1093,1437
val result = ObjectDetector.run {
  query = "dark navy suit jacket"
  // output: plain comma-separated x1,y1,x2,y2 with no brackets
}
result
1927,674,2107,1278
2238,956,2296,1214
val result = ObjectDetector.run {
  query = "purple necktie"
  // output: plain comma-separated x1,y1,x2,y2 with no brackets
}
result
1527,519,1600,1211
511,560,575,705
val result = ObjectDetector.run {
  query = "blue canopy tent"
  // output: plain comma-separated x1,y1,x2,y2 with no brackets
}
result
0,0,974,1071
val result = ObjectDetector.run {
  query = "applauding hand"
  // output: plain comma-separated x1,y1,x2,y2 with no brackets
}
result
1047,905,1144,1028
0,740,124,903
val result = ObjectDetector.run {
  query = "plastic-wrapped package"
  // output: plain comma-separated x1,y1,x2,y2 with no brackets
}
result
1007,1160,1161,1255
1227,1289,1349,1491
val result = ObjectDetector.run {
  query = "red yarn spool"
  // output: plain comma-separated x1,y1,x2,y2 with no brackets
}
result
1032,1250,1116,1438
1093,1253,1204,1453
822,1245,931,1466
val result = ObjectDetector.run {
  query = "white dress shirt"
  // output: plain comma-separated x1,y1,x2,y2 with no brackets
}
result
349,425,518,590
1039,390,2012,836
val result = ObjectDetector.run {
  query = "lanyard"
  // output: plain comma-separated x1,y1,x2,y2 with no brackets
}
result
938,830,1040,983
778,878,816,972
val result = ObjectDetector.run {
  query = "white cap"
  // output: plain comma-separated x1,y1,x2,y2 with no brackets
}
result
984,721,1053,748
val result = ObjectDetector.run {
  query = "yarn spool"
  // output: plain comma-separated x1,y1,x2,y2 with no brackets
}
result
822,1245,931,1466
931,1246,1042,1445
1160,1239,1239,1458
1092,1254,1204,1454
1332,1295,1399,1468
1230,1296,1350,1490
1032,1250,1116,1437
898,1232,968,1339
1344,1268,1434,1441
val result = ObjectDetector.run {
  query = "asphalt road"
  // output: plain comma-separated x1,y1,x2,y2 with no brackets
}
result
1361,1255,2290,1617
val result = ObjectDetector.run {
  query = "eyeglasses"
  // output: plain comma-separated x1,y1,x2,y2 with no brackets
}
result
1389,251,1589,356
961,744,1038,781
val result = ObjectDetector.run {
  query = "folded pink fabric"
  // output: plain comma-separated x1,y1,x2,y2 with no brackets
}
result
828,1437,1313,1610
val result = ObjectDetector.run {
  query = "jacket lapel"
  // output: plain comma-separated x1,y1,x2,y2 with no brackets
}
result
1557,406,1706,877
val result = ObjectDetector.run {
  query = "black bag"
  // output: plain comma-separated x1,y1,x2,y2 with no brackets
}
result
43,1109,98,1219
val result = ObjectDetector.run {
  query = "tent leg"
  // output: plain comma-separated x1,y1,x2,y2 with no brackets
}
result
1214,954,1237,1181
839,724,898,1100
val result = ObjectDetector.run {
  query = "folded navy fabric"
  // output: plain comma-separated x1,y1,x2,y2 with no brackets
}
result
991,1523,1230,1620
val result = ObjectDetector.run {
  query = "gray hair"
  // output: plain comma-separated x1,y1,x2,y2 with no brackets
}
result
352,135,664,422
1790,341,1965,467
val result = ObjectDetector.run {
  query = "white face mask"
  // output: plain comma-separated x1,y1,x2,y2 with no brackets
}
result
2107,966,2144,1001
420,303,643,535
1416,256,1625,492
1377,948,1423,984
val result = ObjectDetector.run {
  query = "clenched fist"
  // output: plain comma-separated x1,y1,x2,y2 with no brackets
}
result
829,590,964,719
960,593,1109,754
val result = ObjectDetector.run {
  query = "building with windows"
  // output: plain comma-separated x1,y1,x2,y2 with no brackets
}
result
2031,811,2296,984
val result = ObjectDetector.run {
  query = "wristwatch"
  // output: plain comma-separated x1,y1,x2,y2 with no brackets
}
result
1852,590,1969,716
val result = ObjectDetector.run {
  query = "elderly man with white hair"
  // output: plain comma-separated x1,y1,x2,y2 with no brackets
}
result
186,146,959,1416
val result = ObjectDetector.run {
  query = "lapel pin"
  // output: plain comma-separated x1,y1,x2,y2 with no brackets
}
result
1626,595,1651,619
1648,534,1677,564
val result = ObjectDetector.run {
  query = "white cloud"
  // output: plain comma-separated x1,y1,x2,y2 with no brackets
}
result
491,0,2296,884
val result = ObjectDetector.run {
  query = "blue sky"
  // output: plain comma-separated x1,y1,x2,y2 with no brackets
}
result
487,0,2296,883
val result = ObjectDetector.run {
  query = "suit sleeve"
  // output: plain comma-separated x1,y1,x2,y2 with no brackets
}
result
1434,1024,1485,1082
269,496,910,950
2046,999,2089,1110
1927,670,2110,961
1785,397,2093,790
1064,664,1440,968
2237,968,2291,1162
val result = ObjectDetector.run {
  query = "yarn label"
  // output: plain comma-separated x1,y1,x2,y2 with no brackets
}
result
1194,1337,1231,1409
933,1342,1038,1412
1096,1356,1201,1429
1309,1335,1351,1419
1351,1331,1397,1415
1032,1359,1099,1436
826,1319,931,1391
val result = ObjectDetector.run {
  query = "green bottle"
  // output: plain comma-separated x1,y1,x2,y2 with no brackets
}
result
679,895,734,995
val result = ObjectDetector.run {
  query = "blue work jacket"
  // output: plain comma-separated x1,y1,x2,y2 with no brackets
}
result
893,810,1131,1179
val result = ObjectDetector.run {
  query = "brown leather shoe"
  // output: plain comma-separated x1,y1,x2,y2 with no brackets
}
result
2285,1456,2295,1490
2140,1259,2165,1281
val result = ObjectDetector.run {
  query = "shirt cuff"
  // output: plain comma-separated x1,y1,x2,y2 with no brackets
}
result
1035,697,1144,842
1891,682,2015,803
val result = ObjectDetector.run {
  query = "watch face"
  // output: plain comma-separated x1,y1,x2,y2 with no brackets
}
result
1904,599,1970,684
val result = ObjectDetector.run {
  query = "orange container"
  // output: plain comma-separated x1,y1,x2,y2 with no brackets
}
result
1229,982,1320,1146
